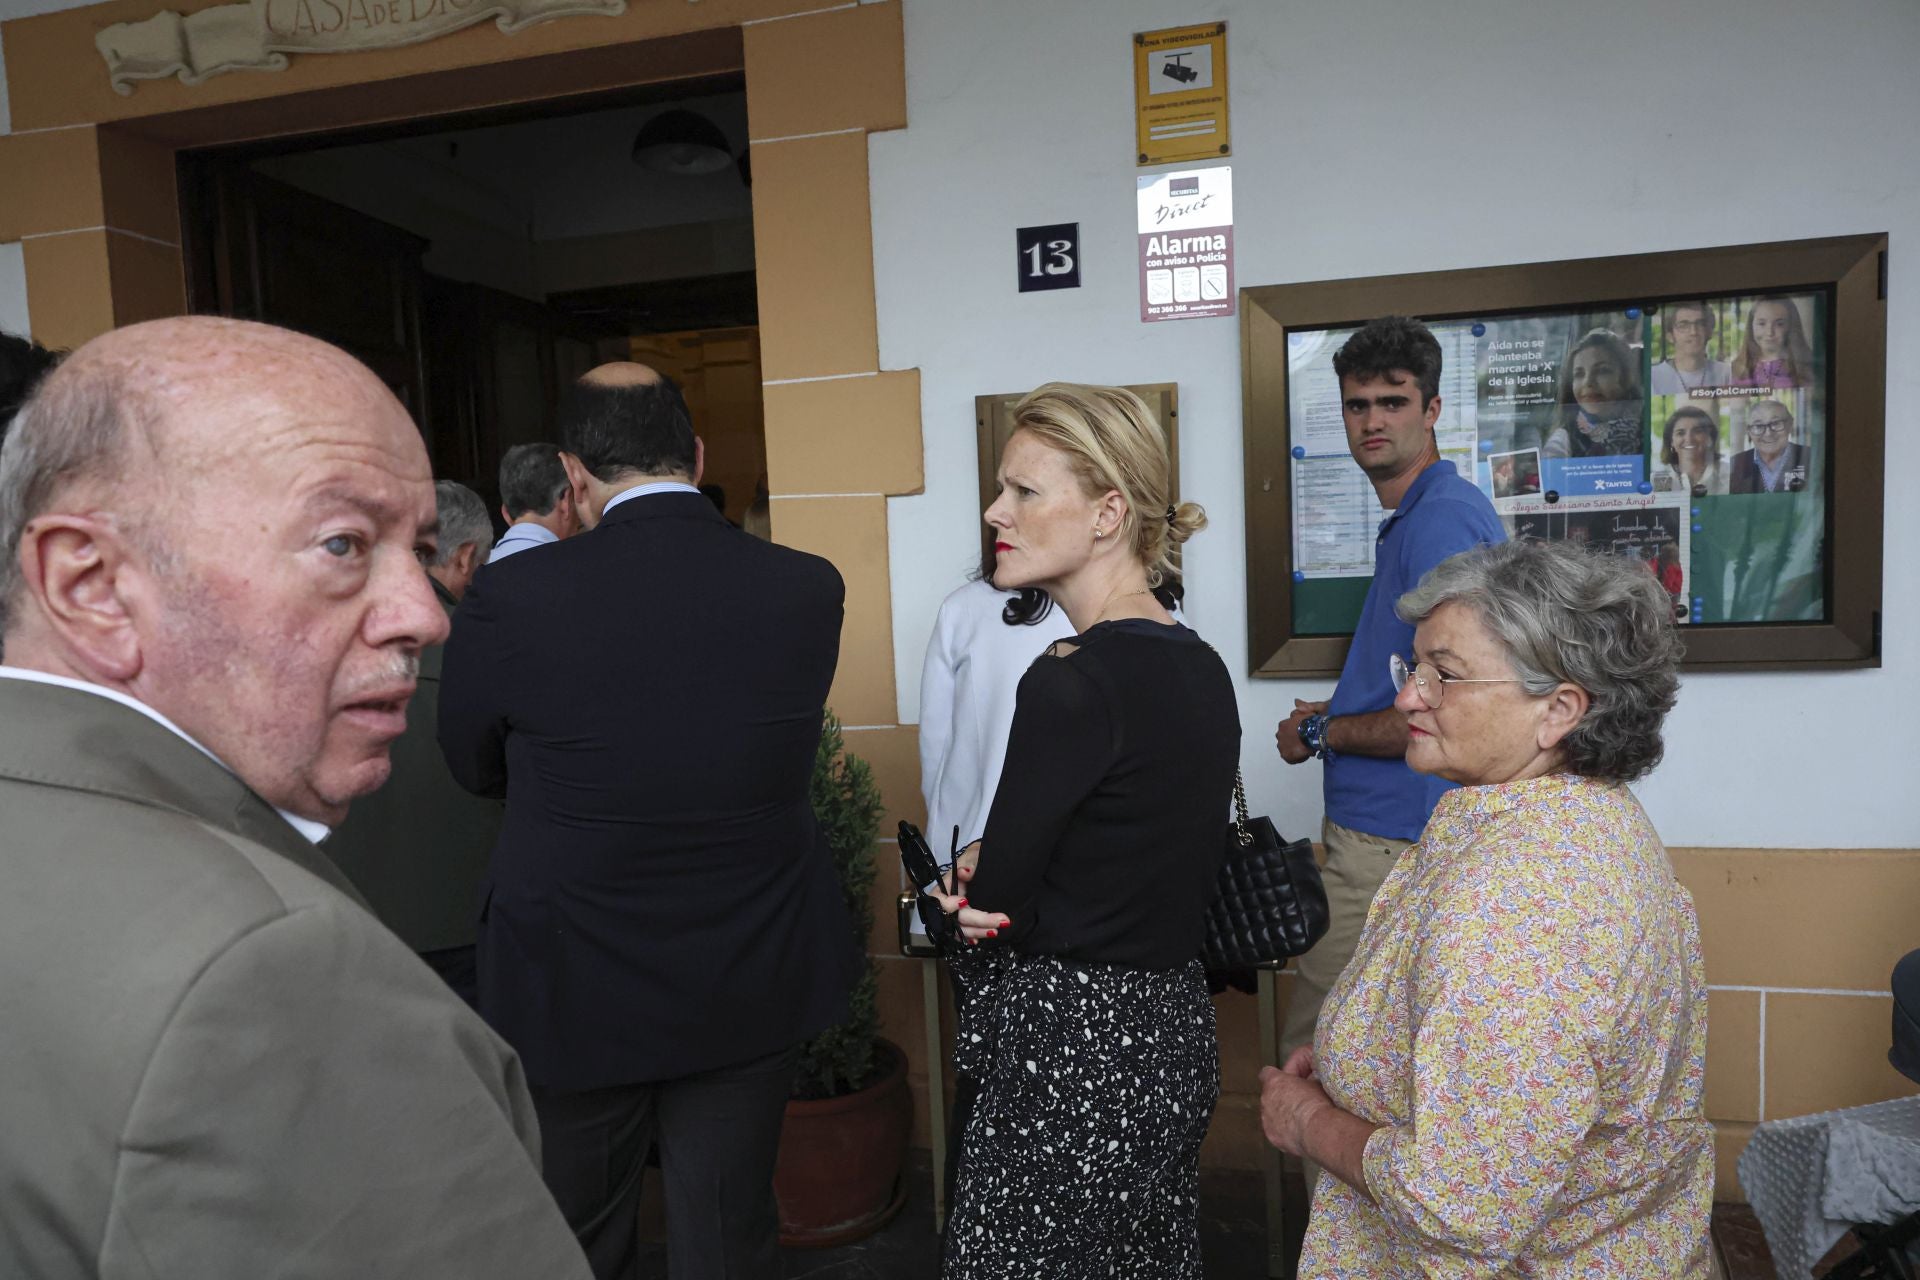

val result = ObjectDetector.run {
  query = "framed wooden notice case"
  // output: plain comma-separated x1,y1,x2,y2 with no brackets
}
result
1241,234,1886,677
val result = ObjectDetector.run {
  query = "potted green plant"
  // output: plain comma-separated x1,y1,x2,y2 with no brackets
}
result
772,711,912,1246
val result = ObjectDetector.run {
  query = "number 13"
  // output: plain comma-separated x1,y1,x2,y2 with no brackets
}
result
1024,239,1074,277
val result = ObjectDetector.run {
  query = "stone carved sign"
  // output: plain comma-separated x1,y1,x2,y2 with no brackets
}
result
96,0,627,94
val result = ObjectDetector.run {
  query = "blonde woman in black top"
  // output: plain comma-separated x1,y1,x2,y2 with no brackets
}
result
932,383,1239,1279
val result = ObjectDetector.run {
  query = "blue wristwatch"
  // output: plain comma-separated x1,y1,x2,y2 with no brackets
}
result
1297,713,1333,761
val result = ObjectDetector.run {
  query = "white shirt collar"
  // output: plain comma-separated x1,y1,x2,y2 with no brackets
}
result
486,522,559,563
601,480,702,518
0,666,331,845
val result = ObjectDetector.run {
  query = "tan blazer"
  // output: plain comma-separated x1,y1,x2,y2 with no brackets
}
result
0,677,590,1280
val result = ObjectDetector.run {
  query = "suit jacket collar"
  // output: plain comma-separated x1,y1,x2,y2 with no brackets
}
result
596,489,730,529
0,679,366,901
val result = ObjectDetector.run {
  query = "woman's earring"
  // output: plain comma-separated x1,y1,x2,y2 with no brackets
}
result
1093,528,1104,540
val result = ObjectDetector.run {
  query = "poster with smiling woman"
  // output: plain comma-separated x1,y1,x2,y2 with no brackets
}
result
1468,309,1649,500
1535,314,1649,496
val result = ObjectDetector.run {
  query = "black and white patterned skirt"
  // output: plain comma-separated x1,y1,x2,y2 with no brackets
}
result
944,949,1219,1279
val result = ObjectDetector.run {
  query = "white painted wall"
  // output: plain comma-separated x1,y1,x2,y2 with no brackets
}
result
0,25,17,333
0,241,26,338
872,0,1920,848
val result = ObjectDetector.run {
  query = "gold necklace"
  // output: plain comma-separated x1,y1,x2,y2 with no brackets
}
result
1093,586,1154,625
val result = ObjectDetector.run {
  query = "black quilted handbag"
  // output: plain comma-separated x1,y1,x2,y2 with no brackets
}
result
1201,769,1329,969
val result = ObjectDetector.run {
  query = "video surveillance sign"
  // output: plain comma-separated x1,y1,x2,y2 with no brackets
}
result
1137,166,1233,323
1133,21,1230,167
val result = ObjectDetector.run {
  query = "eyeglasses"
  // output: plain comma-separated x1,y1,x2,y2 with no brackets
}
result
1747,416,1792,437
1389,653,1525,707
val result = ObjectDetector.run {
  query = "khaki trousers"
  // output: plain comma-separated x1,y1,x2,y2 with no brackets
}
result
1279,816,1414,1193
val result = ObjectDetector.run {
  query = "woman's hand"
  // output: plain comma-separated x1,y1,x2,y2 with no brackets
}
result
941,841,982,895
933,844,1007,942
1258,1062,1333,1157
929,888,1009,942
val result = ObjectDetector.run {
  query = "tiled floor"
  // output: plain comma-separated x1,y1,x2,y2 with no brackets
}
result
637,1157,1802,1278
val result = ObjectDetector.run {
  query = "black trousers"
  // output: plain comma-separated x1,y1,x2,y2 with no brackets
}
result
531,1045,799,1280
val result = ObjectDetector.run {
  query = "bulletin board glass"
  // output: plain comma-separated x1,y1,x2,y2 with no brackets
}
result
1242,235,1885,676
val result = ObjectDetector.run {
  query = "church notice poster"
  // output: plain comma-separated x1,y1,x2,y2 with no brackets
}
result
1283,291,1828,632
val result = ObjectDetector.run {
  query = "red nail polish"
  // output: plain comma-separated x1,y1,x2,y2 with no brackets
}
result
957,898,968,908
987,928,999,938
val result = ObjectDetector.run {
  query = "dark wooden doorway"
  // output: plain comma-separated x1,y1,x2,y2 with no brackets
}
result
179,159,621,507
183,166,431,417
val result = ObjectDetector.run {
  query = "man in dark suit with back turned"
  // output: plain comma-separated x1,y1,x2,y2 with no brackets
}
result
439,362,857,1280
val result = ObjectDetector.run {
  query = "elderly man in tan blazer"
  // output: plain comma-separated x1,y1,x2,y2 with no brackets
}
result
0,317,590,1280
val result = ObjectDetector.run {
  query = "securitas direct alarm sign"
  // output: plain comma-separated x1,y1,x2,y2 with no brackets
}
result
1136,167,1233,323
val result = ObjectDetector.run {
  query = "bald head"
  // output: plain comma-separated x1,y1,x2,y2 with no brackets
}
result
0,316,447,824
580,361,664,389
2,319,408,630
555,364,697,488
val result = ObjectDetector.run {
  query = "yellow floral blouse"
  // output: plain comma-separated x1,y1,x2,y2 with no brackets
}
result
1299,774,1715,1279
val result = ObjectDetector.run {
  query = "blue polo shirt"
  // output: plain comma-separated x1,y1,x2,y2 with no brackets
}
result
1324,460,1506,841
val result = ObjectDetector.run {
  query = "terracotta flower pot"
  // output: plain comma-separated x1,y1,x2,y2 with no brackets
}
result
773,1038,912,1248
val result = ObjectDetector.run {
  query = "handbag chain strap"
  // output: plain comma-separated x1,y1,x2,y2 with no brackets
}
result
1200,638,1256,849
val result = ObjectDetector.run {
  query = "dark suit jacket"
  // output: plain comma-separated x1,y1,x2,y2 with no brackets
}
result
0,677,589,1280
439,491,857,1091
326,578,502,953
1728,442,1810,494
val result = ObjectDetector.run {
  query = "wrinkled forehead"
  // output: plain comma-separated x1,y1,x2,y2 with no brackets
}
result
143,353,425,483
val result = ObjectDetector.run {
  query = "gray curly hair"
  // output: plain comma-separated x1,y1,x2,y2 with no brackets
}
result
1395,538,1684,783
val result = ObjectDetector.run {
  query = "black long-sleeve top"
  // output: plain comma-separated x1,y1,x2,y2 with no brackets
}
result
965,619,1241,970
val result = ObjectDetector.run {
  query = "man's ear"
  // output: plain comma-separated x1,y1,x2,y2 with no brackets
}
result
559,452,602,531
559,451,589,498
454,541,480,578
691,437,706,487
16,514,144,682
499,503,511,525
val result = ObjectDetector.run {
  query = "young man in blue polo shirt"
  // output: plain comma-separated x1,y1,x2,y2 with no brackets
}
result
1274,316,1506,1080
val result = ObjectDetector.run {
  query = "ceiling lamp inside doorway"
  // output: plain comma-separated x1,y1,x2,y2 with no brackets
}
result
631,109,736,176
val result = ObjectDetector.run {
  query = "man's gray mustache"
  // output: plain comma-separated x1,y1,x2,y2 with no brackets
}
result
341,653,421,701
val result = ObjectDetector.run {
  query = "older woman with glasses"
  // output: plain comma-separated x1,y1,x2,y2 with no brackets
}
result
1260,538,1714,1278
